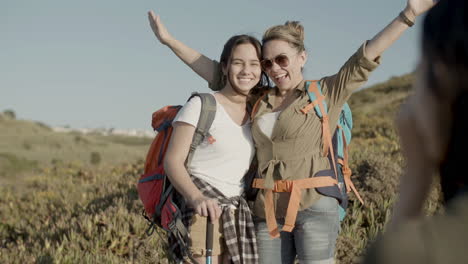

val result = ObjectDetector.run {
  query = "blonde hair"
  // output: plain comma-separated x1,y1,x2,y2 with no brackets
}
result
262,21,305,52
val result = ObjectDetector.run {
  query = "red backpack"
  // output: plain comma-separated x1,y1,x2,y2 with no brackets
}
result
137,93,216,257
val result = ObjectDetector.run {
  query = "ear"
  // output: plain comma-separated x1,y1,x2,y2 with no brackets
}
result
299,51,307,68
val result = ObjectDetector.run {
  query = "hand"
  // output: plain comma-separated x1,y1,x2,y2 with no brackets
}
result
147,10,174,46
189,195,222,222
405,0,438,19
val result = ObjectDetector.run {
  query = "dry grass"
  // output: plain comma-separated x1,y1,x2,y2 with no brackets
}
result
0,74,445,263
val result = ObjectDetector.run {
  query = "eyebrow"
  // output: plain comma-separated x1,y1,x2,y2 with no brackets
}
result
231,58,260,62
262,53,288,60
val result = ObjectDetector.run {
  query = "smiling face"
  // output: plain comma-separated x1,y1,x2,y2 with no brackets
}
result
223,43,262,95
262,39,306,91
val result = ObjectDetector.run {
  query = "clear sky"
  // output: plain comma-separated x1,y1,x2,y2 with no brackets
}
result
1,0,423,130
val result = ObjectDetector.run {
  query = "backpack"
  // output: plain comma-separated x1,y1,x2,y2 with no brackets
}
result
137,92,216,261
301,80,364,220
250,80,364,238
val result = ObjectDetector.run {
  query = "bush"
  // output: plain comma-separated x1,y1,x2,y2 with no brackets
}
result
3,109,16,120
90,152,102,165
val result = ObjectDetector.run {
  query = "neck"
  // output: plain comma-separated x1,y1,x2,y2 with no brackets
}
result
220,84,247,105
277,77,304,97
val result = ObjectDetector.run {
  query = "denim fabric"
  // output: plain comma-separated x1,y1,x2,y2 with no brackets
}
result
255,196,340,264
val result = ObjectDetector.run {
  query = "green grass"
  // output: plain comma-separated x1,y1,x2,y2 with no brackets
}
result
0,119,152,171
0,153,38,178
0,162,169,263
0,73,445,263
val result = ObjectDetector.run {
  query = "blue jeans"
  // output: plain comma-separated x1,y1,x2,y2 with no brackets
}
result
255,196,340,264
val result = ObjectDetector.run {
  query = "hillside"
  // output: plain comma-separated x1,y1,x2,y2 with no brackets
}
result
0,74,443,264
0,116,152,183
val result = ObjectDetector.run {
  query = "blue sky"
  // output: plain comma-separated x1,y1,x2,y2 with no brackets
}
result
1,0,422,130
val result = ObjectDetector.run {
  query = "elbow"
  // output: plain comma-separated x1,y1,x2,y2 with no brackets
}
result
163,154,184,179
163,157,175,177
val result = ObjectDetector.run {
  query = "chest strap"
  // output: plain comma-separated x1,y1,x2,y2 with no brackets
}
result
252,176,337,238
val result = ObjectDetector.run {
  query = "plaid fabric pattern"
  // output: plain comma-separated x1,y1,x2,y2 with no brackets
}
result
169,176,258,264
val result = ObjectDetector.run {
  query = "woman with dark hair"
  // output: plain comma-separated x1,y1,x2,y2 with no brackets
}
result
151,11,268,262
364,0,467,262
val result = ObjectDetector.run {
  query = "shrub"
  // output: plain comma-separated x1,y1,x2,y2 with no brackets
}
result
3,109,16,120
90,152,102,166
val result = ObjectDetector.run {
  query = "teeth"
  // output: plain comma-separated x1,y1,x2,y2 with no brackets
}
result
275,74,287,80
238,78,252,83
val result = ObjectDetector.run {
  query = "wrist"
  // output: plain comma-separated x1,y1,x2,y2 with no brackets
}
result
399,8,416,27
402,7,417,22
187,192,205,203
164,36,177,47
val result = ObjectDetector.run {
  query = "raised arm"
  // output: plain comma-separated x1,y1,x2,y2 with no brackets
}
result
365,0,438,61
148,10,217,84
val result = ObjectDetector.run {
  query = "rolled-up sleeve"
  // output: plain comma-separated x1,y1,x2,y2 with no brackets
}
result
208,60,224,91
321,41,381,106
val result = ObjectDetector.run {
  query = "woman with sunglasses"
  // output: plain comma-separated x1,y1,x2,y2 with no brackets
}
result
149,0,436,263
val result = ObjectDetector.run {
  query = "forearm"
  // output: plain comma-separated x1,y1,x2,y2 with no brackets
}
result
366,8,415,61
164,160,204,202
164,37,216,84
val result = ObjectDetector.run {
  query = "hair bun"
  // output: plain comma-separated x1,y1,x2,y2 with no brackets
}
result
284,21,304,42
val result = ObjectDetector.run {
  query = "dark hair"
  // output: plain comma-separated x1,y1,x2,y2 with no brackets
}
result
422,0,468,202
219,35,270,93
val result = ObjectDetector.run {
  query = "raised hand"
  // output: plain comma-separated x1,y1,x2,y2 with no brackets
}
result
405,0,439,18
148,10,173,46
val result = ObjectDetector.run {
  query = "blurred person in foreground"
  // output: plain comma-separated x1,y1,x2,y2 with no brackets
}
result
363,0,468,263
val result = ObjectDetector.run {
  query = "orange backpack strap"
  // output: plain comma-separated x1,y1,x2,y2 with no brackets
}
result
253,177,338,238
250,91,268,120
339,129,364,204
302,81,339,180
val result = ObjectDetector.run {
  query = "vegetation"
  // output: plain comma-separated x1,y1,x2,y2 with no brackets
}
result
0,74,443,263
0,118,152,174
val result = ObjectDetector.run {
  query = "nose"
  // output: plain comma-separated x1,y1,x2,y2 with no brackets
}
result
240,64,252,75
269,60,282,72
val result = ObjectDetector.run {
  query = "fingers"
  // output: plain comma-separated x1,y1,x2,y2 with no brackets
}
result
148,10,155,27
195,200,209,217
148,10,156,21
193,197,221,222
207,202,222,222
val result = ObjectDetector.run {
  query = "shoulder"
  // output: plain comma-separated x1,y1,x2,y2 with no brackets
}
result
173,95,203,126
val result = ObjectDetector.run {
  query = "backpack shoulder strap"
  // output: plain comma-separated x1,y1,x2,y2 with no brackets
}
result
185,92,217,166
250,90,269,120
301,80,329,116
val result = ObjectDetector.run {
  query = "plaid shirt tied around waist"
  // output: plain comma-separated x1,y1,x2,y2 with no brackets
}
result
170,176,258,264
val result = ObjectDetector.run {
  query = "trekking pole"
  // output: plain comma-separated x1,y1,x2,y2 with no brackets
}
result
206,217,214,264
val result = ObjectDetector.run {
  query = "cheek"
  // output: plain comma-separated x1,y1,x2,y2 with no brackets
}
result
254,68,262,80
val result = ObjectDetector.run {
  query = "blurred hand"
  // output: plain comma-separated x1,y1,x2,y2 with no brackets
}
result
190,195,222,222
148,10,173,46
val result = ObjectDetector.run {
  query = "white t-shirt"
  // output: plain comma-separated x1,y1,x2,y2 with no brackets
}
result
256,111,281,139
172,93,255,198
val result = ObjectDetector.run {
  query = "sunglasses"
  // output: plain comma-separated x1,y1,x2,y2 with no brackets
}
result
260,54,290,71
